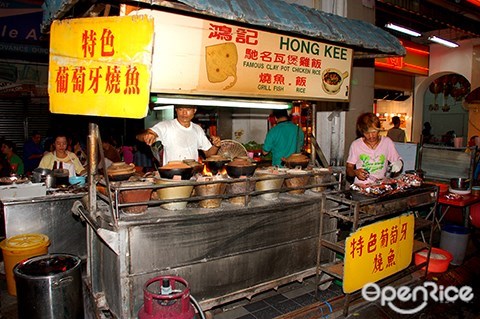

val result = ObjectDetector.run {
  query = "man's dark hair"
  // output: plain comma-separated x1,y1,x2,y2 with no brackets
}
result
272,109,289,119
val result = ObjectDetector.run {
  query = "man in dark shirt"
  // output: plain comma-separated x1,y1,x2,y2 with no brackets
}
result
23,131,44,174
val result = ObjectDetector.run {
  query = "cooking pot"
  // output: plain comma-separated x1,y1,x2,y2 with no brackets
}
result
158,161,194,180
321,68,349,94
53,169,70,186
32,168,53,184
283,153,310,169
107,162,136,181
226,161,256,178
183,159,204,174
450,177,469,190
203,155,230,175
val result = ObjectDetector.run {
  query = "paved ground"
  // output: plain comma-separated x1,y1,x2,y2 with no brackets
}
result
1,232,479,319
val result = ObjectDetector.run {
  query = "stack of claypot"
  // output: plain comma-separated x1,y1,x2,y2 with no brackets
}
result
107,162,136,181
284,167,310,194
254,167,287,201
310,167,333,192
283,153,310,169
156,161,194,210
226,157,256,205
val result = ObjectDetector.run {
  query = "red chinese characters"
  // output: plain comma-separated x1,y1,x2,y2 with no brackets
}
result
55,28,141,96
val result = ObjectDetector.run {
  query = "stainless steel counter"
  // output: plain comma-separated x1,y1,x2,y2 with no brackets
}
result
85,188,338,319
0,192,87,259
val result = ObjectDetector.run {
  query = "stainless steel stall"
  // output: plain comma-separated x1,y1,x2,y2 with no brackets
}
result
1,192,87,258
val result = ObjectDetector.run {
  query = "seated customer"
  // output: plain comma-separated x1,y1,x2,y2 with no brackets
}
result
1,140,24,175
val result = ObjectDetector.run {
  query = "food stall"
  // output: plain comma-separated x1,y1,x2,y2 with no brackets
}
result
39,0,409,318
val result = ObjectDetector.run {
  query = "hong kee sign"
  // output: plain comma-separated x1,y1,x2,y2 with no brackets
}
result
48,16,154,118
132,10,352,101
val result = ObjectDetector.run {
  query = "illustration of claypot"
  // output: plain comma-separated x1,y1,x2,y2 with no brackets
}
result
321,68,349,94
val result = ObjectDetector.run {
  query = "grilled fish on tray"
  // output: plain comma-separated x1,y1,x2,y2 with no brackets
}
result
350,173,422,196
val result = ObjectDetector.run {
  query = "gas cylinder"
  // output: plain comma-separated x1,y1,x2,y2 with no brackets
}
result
138,275,196,319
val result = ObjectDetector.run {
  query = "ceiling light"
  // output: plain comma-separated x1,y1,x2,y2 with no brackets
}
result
151,95,291,110
428,36,459,48
385,23,421,37
152,105,174,111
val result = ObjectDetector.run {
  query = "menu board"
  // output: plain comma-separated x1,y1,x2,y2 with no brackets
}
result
132,10,353,101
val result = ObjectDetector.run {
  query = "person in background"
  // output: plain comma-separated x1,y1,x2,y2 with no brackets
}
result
346,113,403,185
262,109,304,167
421,122,433,144
0,155,11,177
136,105,221,164
387,116,406,143
23,131,44,174
102,137,121,163
1,140,24,175
38,133,86,177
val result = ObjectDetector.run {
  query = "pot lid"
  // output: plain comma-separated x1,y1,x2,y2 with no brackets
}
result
107,162,135,176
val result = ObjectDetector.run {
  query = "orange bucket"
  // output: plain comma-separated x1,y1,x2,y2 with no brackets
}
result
0,233,50,295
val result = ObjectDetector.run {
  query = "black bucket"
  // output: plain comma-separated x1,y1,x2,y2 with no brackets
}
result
13,254,84,319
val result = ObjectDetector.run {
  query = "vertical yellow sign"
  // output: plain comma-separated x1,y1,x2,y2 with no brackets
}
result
48,15,154,118
343,213,414,293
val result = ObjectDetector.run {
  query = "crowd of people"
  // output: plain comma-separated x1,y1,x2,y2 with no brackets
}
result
0,129,160,178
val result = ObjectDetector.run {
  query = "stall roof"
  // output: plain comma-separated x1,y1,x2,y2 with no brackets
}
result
41,0,405,59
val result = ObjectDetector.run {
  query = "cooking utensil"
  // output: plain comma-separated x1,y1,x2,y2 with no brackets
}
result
450,177,470,190
32,168,53,183
150,141,163,164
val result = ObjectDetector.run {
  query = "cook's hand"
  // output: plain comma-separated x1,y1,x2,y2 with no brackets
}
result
211,136,222,148
355,168,369,181
391,160,403,173
136,130,158,146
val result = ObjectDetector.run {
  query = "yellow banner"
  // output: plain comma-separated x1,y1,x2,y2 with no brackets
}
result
48,15,154,118
343,213,414,293
132,10,352,101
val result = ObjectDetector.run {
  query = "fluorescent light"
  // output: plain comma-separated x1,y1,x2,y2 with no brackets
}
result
428,36,459,48
151,96,291,110
152,105,174,111
385,23,421,37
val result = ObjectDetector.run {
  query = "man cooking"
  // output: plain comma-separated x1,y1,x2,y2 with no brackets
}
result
346,112,403,184
136,105,221,164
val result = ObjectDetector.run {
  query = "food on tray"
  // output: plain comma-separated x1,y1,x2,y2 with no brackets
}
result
350,173,423,196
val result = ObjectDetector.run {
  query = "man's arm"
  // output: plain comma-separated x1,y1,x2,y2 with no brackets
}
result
136,129,158,146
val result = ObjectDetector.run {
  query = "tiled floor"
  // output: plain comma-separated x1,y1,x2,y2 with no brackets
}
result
212,277,344,319
1,235,479,319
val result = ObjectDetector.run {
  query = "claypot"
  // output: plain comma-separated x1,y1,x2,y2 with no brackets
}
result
203,155,230,175
107,162,135,181
310,168,333,193
284,168,309,194
118,181,153,214
183,159,204,174
158,161,194,180
227,178,256,206
155,178,193,210
226,157,256,178
255,167,287,201
321,68,349,94
194,177,226,208
283,153,310,169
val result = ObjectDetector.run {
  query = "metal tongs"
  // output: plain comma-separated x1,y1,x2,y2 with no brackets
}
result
150,141,163,169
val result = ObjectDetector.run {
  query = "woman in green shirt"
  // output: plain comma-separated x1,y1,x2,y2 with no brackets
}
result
1,140,24,175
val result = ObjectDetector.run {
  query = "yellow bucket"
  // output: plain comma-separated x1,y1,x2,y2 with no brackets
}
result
0,233,50,296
